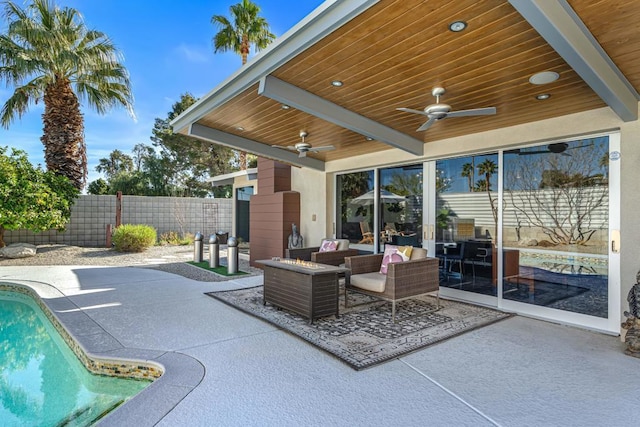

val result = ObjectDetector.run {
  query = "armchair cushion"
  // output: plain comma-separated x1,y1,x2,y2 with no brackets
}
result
350,271,387,292
319,239,338,252
380,245,412,274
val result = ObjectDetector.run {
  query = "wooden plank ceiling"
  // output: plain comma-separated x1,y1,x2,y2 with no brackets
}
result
195,0,639,163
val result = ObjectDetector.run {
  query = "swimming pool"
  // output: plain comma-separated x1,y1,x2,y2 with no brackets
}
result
0,290,150,426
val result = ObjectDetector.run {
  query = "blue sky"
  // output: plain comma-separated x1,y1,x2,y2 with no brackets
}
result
0,0,323,187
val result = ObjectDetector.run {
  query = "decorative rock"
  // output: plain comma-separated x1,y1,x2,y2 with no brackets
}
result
0,243,37,259
519,238,538,246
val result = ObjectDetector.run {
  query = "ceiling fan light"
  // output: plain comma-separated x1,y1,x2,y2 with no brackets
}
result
529,71,559,85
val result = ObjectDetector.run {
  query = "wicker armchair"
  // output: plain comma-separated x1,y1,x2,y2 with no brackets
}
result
344,248,440,322
285,238,358,266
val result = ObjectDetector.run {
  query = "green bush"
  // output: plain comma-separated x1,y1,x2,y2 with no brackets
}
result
112,224,157,252
158,231,194,246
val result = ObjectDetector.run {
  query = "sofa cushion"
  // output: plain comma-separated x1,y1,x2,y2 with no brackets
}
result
319,239,338,252
410,247,427,260
334,238,350,250
380,245,412,274
350,272,386,293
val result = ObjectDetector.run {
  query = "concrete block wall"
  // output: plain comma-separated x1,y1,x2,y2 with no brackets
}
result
4,195,232,247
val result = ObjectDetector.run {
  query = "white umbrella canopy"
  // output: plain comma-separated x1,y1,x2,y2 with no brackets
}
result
351,189,406,205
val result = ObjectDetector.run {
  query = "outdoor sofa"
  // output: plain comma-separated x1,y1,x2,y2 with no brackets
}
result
285,238,358,266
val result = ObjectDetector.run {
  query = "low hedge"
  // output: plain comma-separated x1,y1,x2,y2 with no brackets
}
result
112,224,157,252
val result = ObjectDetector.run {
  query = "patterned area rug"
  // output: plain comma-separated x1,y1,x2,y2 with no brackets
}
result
206,286,513,370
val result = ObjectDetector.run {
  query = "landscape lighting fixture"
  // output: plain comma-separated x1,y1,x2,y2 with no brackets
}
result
529,71,559,85
448,21,467,32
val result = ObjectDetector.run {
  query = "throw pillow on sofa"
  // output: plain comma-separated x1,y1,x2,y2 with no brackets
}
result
319,239,338,252
380,245,413,274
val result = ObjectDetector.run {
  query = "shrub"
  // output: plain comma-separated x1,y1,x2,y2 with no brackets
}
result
112,224,157,252
158,231,194,246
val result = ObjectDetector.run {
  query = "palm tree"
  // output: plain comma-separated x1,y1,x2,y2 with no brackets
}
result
0,0,134,189
461,162,474,192
477,158,498,225
212,0,275,170
211,0,275,66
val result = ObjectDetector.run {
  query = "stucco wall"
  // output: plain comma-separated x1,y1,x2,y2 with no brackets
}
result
291,166,327,246
4,195,233,247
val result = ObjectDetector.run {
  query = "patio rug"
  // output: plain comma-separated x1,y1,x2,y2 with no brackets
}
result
206,286,512,370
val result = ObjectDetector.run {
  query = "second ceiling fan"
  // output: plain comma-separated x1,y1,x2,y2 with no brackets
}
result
397,87,497,131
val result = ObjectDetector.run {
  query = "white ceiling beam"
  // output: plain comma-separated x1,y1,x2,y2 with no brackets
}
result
258,75,425,156
189,124,325,171
510,0,639,122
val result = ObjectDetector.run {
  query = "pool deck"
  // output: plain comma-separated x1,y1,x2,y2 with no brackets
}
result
1,264,639,426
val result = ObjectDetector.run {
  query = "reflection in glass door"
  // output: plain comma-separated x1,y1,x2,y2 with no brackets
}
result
336,171,374,251
435,154,499,297
502,137,610,318
378,164,423,251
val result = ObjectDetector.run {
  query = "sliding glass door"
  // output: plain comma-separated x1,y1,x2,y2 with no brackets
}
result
501,135,618,329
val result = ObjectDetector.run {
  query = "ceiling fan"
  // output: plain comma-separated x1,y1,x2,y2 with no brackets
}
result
272,131,335,158
507,143,590,156
397,87,497,131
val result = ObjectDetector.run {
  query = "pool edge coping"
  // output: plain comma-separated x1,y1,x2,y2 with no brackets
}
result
0,280,205,426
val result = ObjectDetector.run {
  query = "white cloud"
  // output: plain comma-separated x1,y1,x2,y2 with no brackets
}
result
174,43,211,64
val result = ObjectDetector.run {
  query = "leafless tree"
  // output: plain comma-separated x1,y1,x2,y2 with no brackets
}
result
504,141,608,245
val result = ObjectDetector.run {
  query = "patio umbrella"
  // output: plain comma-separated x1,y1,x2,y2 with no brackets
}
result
351,189,406,205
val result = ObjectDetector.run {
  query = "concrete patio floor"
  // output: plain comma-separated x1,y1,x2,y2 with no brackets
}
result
1,265,638,426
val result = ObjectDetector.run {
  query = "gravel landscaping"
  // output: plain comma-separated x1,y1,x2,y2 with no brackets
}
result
0,244,262,282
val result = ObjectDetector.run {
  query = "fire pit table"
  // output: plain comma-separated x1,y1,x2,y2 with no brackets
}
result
257,258,347,324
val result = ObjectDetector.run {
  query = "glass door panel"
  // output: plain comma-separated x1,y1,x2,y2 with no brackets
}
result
502,137,609,318
336,171,375,252
378,164,423,251
435,154,499,296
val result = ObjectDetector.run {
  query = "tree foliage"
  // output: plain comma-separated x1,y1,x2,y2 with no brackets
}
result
0,146,79,247
87,93,237,197
0,0,134,190
211,0,275,65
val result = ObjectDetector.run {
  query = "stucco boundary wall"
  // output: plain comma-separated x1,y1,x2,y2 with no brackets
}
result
4,195,233,247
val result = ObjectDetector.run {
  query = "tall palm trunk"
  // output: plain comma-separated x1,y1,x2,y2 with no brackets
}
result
41,77,86,189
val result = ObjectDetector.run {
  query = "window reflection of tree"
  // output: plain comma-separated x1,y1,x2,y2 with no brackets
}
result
504,138,608,247
338,171,372,241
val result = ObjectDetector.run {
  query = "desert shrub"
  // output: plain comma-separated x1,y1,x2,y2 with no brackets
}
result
158,231,194,246
112,224,157,252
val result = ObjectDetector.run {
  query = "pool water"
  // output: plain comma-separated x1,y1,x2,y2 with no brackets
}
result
0,291,149,426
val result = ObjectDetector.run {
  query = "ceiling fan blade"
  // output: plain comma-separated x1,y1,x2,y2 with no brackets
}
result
310,145,335,152
446,107,497,118
397,107,429,116
417,116,436,131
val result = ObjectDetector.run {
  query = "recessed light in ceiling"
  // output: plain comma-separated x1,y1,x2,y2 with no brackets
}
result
529,71,559,85
281,104,290,110
536,93,551,100
331,80,343,87
448,20,467,32
365,136,374,141
236,126,245,131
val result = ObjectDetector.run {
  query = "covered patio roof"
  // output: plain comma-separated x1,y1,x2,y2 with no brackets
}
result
171,0,640,171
